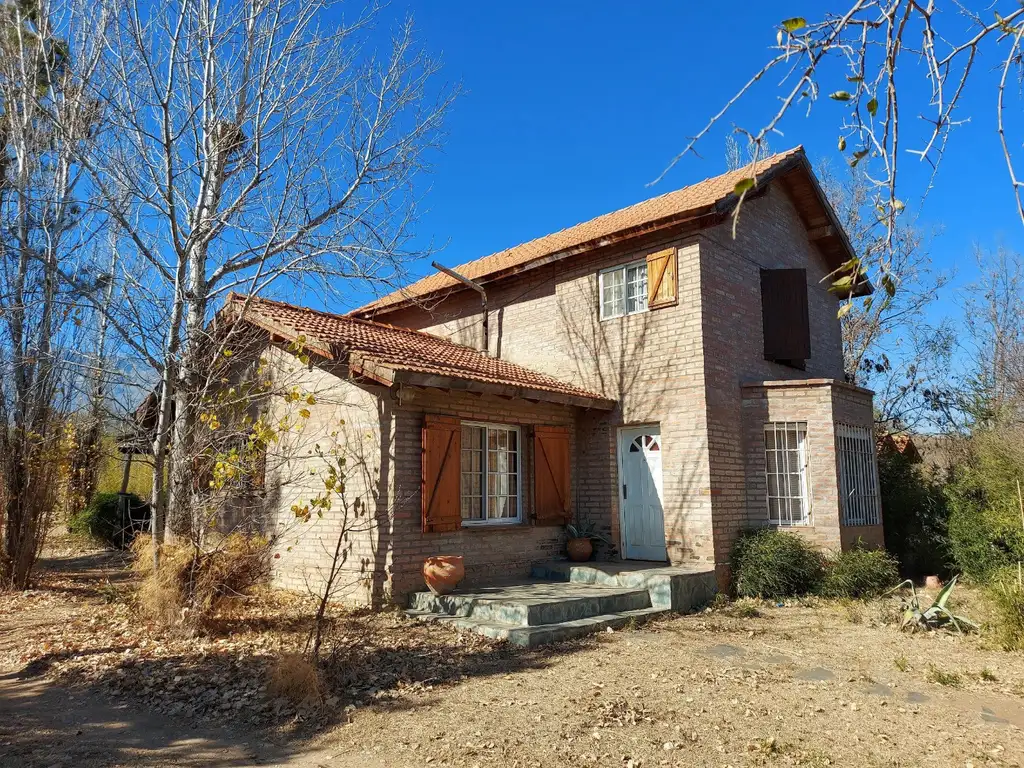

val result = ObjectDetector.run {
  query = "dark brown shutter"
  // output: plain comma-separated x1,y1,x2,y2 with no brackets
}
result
533,425,571,526
422,415,461,533
760,268,811,367
646,247,678,309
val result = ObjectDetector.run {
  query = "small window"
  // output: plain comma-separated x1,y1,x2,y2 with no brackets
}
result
460,422,521,524
599,261,648,320
764,422,810,525
837,424,881,525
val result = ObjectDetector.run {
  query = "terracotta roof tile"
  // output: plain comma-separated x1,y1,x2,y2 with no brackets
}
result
356,147,806,314
227,294,612,406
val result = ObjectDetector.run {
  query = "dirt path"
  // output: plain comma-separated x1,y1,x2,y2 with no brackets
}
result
0,550,354,768
3,550,1023,767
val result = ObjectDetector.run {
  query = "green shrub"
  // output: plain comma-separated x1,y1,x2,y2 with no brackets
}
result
732,528,825,599
819,547,900,599
878,447,951,579
945,428,1024,580
988,569,1024,651
68,491,150,548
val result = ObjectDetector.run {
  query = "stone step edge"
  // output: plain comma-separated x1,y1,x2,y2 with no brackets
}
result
408,587,653,625
405,606,668,648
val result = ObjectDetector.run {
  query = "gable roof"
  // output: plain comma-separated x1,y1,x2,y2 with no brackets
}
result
225,294,614,410
354,146,867,316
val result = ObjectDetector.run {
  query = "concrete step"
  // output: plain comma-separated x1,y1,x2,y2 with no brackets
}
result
408,582,651,627
409,605,668,647
531,561,717,612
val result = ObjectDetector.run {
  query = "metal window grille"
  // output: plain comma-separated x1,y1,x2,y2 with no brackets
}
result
837,424,881,526
764,421,810,525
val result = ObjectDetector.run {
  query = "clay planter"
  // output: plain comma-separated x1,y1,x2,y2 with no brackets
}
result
422,555,465,595
566,537,593,562
925,575,943,590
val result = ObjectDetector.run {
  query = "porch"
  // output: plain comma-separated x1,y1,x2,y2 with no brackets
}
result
406,560,716,647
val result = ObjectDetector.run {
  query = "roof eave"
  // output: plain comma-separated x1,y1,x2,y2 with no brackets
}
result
391,369,617,411
351,207,721,318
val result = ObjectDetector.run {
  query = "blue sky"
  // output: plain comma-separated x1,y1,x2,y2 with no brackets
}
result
349,2,1023,318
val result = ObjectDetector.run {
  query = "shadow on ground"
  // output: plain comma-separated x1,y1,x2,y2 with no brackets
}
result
0,672,307,768
1,548,592,765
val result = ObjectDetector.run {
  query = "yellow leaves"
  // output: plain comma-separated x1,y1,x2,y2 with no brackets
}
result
305,394,316,406
222,349,233,357
298,408,311,419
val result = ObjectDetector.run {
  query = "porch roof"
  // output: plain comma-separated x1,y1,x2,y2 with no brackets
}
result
224,294,616,411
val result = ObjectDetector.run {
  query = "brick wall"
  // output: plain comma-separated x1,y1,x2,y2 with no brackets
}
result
257,345,581,604
740,379,881,554
383,237,717,566
388,387,577,600
259,179,883,601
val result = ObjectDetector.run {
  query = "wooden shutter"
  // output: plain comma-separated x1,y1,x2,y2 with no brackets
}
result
760,268,811,367
646,247,678,309
421,415,461,533
533,425,571,526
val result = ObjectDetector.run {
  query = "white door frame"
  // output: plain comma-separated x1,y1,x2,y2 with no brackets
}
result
616,423,667,561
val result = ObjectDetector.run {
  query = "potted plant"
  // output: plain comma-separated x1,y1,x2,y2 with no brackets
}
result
565,520,609,562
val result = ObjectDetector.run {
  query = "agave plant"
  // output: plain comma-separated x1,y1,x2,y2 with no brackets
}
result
891,575,978,634
565,520,609,543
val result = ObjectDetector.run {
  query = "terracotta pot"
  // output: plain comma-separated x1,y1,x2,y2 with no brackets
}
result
422,555,465,595
925,575,943,590
566,537,593,562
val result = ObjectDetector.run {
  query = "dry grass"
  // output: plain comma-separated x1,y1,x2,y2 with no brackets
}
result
267,652,323,709
130,533,273,628
5,550,1024,768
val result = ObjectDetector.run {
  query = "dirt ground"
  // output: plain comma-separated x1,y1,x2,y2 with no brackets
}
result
1,548,1023,768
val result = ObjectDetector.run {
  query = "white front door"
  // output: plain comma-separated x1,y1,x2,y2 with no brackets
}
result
618,425,667,561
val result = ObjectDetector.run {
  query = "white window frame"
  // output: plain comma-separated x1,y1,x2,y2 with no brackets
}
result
599,259,648,320
837,424,882,526
764,421,811,526
460,421,522,526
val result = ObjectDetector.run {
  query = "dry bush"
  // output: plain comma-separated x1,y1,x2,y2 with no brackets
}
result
130,533,273,628
267,652,323,708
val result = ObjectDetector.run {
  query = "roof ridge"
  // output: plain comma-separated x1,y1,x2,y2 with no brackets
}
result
354,146,805,314
417,147,805,278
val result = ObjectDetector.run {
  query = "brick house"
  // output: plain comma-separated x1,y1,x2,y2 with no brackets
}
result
227,146,884,605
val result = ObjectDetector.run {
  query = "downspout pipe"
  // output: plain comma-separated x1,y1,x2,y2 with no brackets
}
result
431,261,489,356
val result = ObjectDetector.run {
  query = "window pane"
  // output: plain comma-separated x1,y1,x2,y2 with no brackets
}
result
626,263,648,314
764,422,809,525
463,425,521,523
601,269,625,318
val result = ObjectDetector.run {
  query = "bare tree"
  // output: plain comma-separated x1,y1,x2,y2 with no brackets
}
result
817,161,953,430
0,0,107,588
663,4,1024,287
65,0,453,551
961,245,1024,426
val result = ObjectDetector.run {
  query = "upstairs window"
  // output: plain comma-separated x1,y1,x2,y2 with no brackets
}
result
599,248,678,321
760,268,811,369
600,261,648,319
